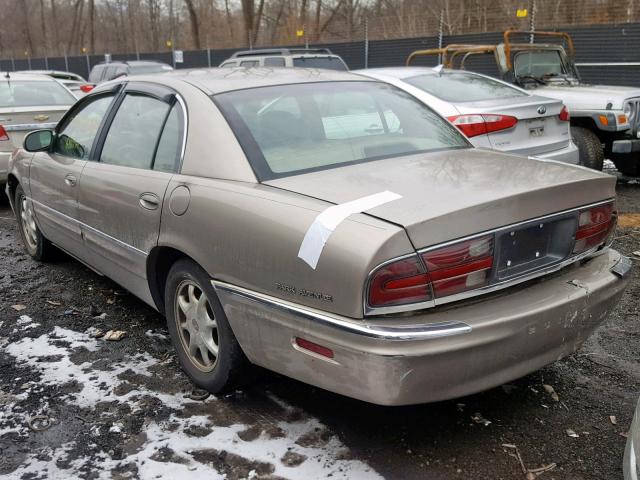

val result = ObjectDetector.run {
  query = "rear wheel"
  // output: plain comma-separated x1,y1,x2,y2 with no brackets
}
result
165,259,249,393
14,185,53,261
571,126,604,171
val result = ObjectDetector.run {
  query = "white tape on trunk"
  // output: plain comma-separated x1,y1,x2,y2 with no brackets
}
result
298,190,402,269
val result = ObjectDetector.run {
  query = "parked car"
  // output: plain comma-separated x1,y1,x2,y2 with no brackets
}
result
356,67,578,164
407,30,640,174
88,60,173,84
625,396,640,480
6,68,631,406
0,72,76,190
219,48,348,70
15,70,95,97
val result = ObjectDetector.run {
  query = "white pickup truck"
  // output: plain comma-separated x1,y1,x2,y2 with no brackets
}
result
407,30,640,176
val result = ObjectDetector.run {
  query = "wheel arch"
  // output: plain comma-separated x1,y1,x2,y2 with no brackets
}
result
146,245,201,315
6,173,19,210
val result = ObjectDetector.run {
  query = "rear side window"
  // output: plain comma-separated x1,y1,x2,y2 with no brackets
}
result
292,57,347,71
264,57,286,67
100,94,171,169
53,95,114,159
404,72,526,102
0,80,77,107
153,103,182,172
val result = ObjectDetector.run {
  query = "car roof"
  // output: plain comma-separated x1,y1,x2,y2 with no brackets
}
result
155,67,372,95
0,72,60,82
230,48,333,58
94,60,170,67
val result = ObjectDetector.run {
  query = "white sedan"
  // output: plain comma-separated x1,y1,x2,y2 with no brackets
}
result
355,67,579,165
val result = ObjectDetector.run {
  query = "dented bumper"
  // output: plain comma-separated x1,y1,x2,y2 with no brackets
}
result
214,249,629,406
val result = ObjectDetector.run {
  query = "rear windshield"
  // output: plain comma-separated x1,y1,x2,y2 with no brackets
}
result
128,64,173,75
215,81,469,180
292,57,348,71
0,80,76,107
404,72,527,102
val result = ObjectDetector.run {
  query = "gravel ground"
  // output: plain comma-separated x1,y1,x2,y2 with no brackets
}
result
0,174,638,480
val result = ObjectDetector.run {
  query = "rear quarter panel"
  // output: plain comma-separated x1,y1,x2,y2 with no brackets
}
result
158,176,413,318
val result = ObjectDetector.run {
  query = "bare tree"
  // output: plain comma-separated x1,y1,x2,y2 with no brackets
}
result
184,0,201,49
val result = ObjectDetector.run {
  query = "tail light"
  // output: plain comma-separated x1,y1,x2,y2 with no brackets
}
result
447,114,517,138
559,106,570,122
0,125,9,141
367,235,494,308
80,84,94,93
573,203,616,254
421,235,494,298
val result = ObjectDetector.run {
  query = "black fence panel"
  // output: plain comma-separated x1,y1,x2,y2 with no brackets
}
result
3,23,640,86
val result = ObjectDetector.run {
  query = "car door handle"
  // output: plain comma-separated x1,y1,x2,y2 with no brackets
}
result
139,193,160,210
64,174,77,186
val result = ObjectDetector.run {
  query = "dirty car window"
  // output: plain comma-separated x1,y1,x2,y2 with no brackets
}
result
405,72,526,102
215,81,469,180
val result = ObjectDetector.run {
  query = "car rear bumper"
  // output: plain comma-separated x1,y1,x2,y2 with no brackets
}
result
531,141,580,164
624,397,640,480
0,151,9,183
213,248,630,406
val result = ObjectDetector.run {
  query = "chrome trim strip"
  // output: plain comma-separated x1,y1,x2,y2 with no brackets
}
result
175,94,188,171
29,197,147,256
4,122,58,132
364,199,615,316
211,280,472,341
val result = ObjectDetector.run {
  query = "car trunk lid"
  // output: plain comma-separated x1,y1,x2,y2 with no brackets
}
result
265,148,615,249
0,106,68,153
455,95,570,156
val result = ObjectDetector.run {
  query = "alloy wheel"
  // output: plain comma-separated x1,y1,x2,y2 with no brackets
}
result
20,195,38,252
175,280,219,372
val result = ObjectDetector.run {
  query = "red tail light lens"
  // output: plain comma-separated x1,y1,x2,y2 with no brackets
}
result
0,125,9,141
367,256,431,308
367,236,495,307
559,105,570,122
448,114,517,138
421,235,494,298
80,84,94,93
573,203,616,253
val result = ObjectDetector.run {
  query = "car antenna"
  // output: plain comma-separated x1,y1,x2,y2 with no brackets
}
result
432,64,444,76
4,71,10,79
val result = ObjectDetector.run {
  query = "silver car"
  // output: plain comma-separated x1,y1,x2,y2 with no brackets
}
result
15,70,95,97
355,67,579,164
0,72,76,189
626,397,640,480
6,68,631,405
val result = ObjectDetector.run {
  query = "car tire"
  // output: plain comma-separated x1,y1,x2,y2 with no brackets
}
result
571,126,604,171
14,184,53,261
165,258,249,393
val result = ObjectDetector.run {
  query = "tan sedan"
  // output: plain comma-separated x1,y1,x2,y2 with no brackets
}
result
5,68,631,405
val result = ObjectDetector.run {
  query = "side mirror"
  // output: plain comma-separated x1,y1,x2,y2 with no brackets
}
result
24,129,54,152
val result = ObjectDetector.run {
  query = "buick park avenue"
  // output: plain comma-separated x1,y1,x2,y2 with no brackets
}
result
5,68,631,405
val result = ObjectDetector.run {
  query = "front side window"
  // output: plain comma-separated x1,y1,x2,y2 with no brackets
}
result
215,81,469,180
264,57,286,67
53,95,114,159
240,60,259,67
404,72,527,102
0,80,77,107
100,94,171,169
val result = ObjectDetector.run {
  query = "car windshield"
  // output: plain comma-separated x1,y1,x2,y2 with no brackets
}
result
129,64,173,75
215,81,470,180
404,72,527,102
514,50,574,79
0,80,76,107
292,57,348,71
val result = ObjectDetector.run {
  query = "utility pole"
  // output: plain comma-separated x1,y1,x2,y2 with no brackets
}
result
529,0,537,43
